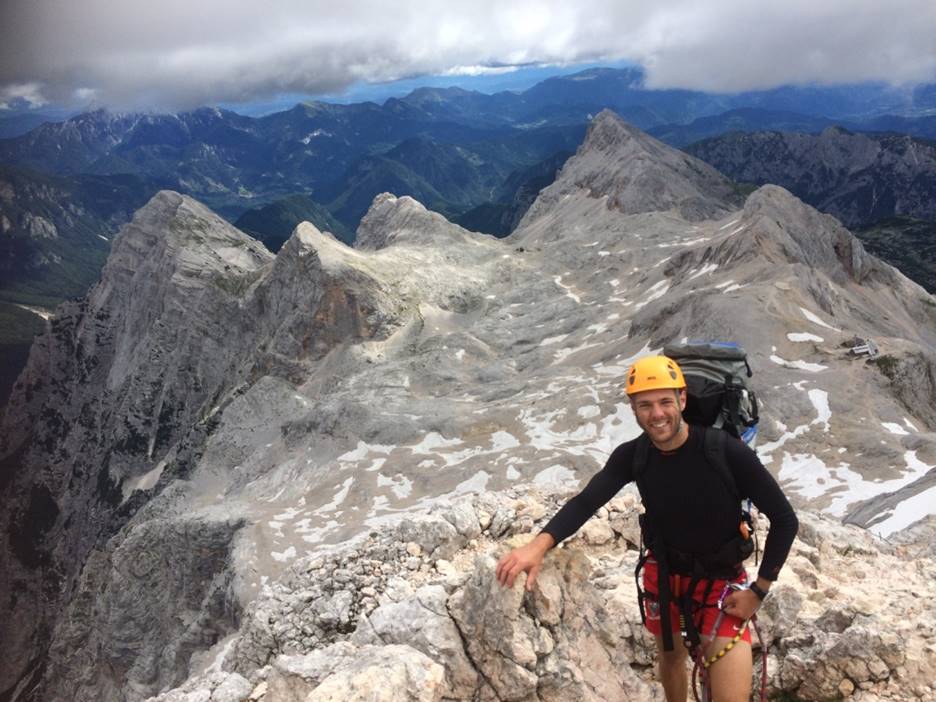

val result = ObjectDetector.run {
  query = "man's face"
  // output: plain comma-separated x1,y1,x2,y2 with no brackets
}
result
630,387,688,449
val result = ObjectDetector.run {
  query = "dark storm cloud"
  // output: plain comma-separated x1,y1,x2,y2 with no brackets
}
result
1,0,934,110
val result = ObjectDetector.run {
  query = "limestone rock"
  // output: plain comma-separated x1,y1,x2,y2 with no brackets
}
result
579,518,615,545
448,549,655,702
146,672,252,702
266,643,445,702
351,584,477,698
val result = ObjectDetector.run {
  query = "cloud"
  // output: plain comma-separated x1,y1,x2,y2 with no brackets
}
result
0,83,49,110
1,0,934,111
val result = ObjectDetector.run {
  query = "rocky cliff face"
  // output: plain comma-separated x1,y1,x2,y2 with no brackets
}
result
0,191,273,698
1,110,935,701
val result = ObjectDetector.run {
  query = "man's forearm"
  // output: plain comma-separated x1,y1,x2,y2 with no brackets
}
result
754,576,772,593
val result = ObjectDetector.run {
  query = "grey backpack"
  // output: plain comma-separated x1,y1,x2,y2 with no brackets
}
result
662,341,759,447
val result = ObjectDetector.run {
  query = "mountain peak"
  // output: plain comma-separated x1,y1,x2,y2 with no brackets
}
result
129,190,264,252
518,109,742,230
99,190,271,304
355,193,471,250
740,184,879,284
821,125,855,138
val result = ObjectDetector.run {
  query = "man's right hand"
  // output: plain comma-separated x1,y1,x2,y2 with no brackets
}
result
495,533,556,591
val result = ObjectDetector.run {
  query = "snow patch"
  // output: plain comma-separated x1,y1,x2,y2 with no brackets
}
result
769,355,828,372
780,449,934,519
316,478,354,513
271,546,297,562
688,263,718,280
451,470,491,495
533,465,578,487
366,458,387,472
300,129,332,144
808,389,831,431
552,342,602,364
490,431,520,451
799,307,841,332
274,507,303,521
377,473,413,499
759,387,831,457
411,432,464,453
778,453,838,499
869,485,936,537
553,276,582,304
633,281,669,310
787,332,824,343
338,441,394,462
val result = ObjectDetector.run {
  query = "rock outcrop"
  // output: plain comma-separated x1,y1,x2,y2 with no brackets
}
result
144,489,936,702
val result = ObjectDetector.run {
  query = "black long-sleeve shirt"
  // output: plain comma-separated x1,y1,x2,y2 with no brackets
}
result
541,425,798,581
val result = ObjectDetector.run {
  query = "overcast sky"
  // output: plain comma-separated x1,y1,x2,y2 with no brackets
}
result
2,0,935,111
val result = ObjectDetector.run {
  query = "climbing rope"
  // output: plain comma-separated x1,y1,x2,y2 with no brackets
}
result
690,583,769,702
702,619,749,669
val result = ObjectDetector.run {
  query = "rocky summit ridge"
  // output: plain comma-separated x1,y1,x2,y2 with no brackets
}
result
1,110,935,701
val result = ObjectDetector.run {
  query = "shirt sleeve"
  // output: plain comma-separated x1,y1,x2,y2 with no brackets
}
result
726,438,799,581
540,441,635,545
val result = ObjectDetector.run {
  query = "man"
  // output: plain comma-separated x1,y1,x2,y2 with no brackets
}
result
496,355,798,702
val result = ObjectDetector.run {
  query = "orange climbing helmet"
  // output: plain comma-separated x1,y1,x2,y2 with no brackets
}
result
625,355,686,395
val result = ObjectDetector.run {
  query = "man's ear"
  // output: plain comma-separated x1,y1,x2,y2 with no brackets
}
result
677,388,687,410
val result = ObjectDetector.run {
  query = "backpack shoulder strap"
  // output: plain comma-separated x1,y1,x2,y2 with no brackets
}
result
701,426,741,502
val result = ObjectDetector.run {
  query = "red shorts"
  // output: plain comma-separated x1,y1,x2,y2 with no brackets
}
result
642,557,752,643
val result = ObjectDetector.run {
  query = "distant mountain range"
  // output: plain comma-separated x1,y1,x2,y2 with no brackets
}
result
650,109,936,148
686,127,936,228
2,66,936,319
